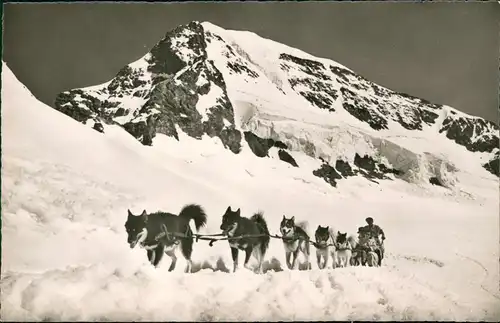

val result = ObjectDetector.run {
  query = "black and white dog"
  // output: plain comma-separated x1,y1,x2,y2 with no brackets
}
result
314,225,337,269
125,204,207,273
219,206,270,274
280,215,311,270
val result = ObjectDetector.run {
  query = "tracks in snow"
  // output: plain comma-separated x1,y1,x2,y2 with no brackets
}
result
455,252,500,301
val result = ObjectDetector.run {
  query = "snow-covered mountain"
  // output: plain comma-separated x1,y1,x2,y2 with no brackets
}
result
2,22,499,321
54,21,499,190
2,58,499,321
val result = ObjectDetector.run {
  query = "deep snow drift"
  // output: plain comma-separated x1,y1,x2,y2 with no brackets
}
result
2,62,500,321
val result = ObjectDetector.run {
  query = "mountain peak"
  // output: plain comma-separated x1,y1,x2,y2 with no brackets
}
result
52,22,499,187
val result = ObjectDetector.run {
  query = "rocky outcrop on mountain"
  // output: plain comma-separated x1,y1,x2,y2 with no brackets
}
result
329,65,443,132
278,150,299,168
244,131,287,157
483,151,499,176
313,161,343,188
435,113,498,177
53,20,499,183
55,21,242,152
312,153,402,188
439,115,498,153
429,177,445,187
279,53,338,113
280,56,443,132
244,131,298,167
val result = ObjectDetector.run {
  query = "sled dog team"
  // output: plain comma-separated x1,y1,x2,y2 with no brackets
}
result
125,203,386,274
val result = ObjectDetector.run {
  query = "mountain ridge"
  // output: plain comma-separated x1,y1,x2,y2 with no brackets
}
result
52,20,499,187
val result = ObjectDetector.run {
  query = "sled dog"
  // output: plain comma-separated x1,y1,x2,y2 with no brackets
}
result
314,225,337,269
335,232,357,268
125,204,207,273
366,247,380,267
219,206,270,274
280,215,311,270
361,235,381,267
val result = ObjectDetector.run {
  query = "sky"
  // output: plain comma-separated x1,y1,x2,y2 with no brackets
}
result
3,2,499,122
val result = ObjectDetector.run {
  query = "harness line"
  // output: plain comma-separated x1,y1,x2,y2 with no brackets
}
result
154,228,337,249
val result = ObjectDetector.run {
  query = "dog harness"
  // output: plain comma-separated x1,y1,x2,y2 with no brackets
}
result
336,240,352,251
153,224,185,247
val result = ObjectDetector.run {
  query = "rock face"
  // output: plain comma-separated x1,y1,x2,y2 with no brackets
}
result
437,115,498,177
55,21,242,152
439,114,497,153
54,21,499,186
279,53,338,113
243,132,298,167
312,154,402,188
313,161,343,188
483,151,499,177
244,131,287,157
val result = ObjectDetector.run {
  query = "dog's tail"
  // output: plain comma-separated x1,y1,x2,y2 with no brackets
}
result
328,227,337,244
251,211,270,256
179,204,207,232
296,220,311,253
347,234,358,250
296,220,309,233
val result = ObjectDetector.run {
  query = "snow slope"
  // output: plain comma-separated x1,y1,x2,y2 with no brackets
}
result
2,63,500,321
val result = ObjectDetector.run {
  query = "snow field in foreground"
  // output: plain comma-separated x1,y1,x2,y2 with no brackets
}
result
3,261,499,322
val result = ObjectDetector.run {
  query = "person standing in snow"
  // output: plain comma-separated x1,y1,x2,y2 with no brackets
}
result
363,217,386,266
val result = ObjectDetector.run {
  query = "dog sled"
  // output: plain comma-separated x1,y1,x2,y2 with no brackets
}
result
351,228,383,267
126,205,386,273
154,222,384,270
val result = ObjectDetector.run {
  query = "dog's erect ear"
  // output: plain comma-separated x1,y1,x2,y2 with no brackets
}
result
235,208,241,216
338,230,341,235
127,209,133,218
141,210,148,223
317,225,321,229
283,215,286,220
291,216,295,222
326,226,329,230
226,206,231,213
